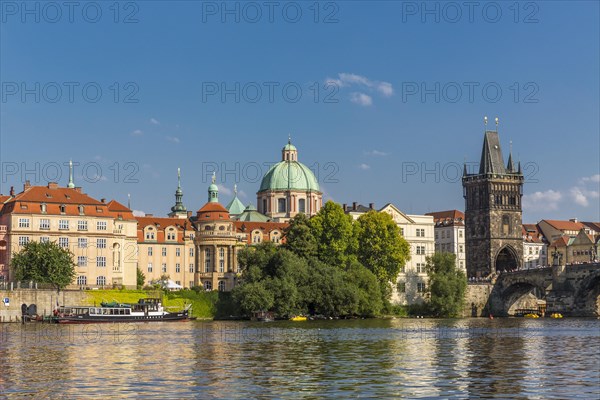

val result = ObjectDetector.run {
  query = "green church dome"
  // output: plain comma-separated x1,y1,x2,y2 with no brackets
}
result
259,161,320,192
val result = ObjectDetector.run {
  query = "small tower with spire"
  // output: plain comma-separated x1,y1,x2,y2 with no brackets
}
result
208,172,219,203
169,168,188,218
67,160,75,189
281,134,298,162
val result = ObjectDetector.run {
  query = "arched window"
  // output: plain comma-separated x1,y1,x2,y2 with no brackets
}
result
262,199,267,213
298,199,306,213
204,281,212,290
78,205,85,215
41,203,47,213
59,204,66,214
218,281,225,291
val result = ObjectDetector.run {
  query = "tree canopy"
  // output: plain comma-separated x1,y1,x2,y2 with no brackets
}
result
308,201,358,267
426,253,467,318
11,241,76,291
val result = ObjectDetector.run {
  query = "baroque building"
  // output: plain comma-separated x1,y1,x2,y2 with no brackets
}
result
462,127,524,278
426,210,466,272
257,139,322,221
0,164,138,288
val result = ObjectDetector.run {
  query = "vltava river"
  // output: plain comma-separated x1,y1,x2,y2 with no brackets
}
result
1,318,599,399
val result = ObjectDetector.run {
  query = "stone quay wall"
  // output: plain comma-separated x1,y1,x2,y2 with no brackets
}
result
0,290,88,322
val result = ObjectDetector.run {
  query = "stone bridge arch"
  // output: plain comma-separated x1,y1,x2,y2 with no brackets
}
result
500,281,548,315
575,269,600,317
494,245,520,273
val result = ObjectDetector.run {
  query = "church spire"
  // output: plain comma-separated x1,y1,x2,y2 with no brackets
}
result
506,140,515,173
169,167,187,217
67,160,75,188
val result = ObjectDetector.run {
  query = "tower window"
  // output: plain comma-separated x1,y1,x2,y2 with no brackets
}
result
262,199,267,213
502,215,511,235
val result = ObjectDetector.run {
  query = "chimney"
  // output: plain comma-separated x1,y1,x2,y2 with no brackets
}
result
24,180,31,190
569,218,578,223
342,203,347,212
353,202,357,211
48,182,58,189
146,213,153,217
9,186,14,196
369,203,374,209
101,198,106,203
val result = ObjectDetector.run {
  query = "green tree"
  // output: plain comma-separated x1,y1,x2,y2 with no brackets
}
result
137,267,146,289
356,210,411,285
283,213,318,259
11,241,76,291
345,261,384,316
232,281,274,316
309,201,358,267
426,253,467,318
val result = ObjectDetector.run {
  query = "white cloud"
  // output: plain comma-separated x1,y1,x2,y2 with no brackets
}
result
165,136,180,144
522,190,562,211
569,186,599,207
358,163,371,170
238,190,247,198
150,118,160,125
217,184,232,196
326,73,394,101
350,92,373,106
131,129,143,136
365,150,389,156
579,174,600,184
133,210,146,217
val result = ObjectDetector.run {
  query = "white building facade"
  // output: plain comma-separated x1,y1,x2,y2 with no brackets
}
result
426,210,466,273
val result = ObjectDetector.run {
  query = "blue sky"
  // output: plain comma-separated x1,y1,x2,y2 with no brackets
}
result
1,0,599,223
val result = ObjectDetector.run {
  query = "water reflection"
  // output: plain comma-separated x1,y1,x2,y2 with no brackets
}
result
0,319,598,398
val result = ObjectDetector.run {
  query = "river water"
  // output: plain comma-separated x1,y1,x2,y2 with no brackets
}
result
0,318,598,399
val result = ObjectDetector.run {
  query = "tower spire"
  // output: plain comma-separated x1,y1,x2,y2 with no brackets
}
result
170,167,187,217
128,193,131,209
67,160,75,188
507,140,515,173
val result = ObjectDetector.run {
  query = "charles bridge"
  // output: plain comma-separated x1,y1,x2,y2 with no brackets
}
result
467,262,600,317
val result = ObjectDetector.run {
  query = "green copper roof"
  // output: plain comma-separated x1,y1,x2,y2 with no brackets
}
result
237,204,270,222
259,161,320,192
226,195,246,215
283,143,297,151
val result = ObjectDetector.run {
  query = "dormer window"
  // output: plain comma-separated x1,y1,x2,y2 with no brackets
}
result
78,205,84,215
60,204,66,214
41,203,47,213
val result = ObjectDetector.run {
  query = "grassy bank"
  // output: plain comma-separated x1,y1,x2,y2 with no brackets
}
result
83,289,224,319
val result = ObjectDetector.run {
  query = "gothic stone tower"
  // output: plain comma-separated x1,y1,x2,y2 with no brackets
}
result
463,129,524,278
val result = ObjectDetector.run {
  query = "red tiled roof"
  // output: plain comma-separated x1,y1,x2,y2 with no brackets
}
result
198,202,229,213
522,224,543,243
136,216,192,244
107,200,135,220
549,236,569,248
542,219,585,231
0,185,112,216
426,210,465,226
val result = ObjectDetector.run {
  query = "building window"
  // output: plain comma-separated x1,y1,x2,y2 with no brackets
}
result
278,198,286,213
78,238,87,248
59,220,69,230
97,221,107,231
416,263,425,274
459,229,463,238
96,276,106,286
147,263,153,272
59,237,69,248
397,282,406,293
60,204,66,214
18,236,30,246
189,263,194,273
459,245,464,253
77,256,87,267
97,257,106,267
189,248,194,257
167,229,176,241
189,281,194,288
176,248,181,257
175,280,181,286
218,281,225,291
40,237,50,243
298,199,306,213
417,282,426,293
77,276,87,286
161,263,167,273
205,248,211,272
219,248,225,273
78,205,85,215
176,263,181,273
18,218,30,228
41,203,47,213
459,261,464,269
162,247,167,257
416,245,425,255
77,220,88,231
97,238,106,249
262,199,267,213
502,215,511,235
39,219,50,230
204,281,212,290
416,228,425,237
145,228,155,240
434,231,438,239
148,247,153,256
400,228,404,236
